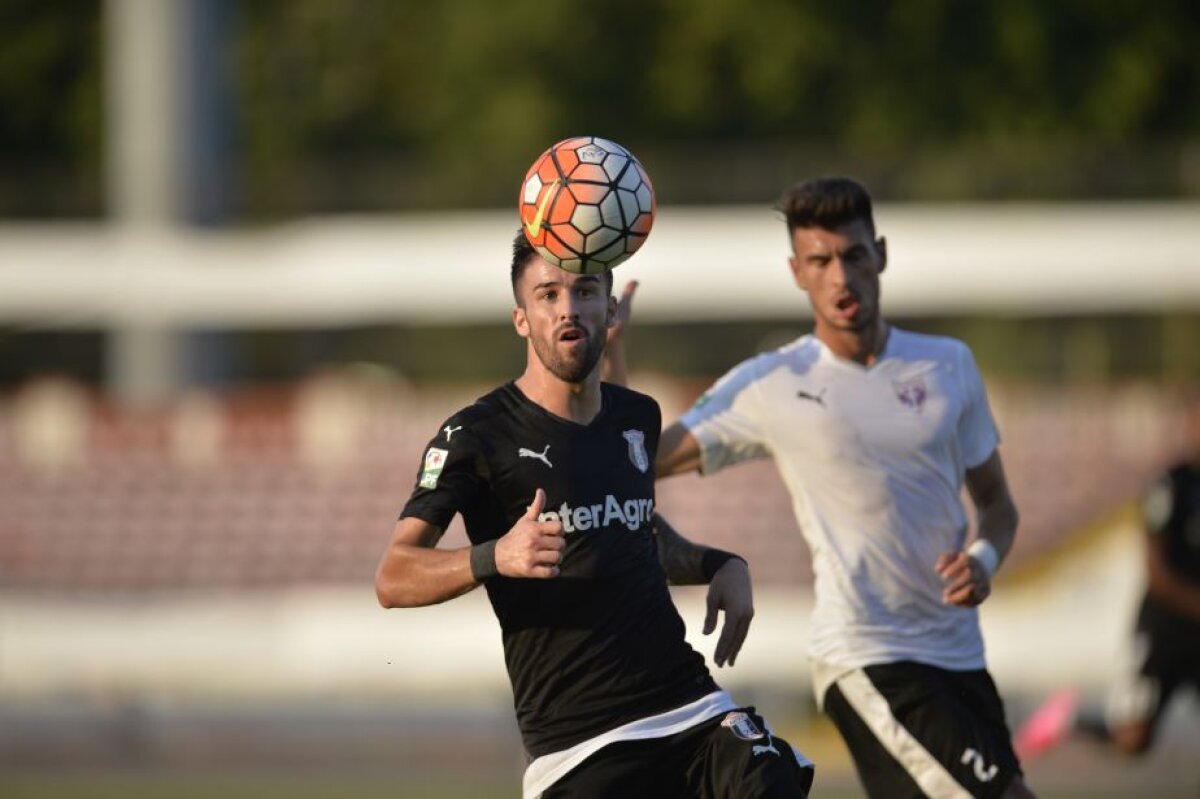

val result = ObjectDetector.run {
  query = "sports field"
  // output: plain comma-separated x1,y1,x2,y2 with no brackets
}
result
6,711,1196,799
4,768,1195,799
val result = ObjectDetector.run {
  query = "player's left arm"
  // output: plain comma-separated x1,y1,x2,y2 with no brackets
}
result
600,282,710,478
601,280,638,386
652,513,753,667
938,449,1020,607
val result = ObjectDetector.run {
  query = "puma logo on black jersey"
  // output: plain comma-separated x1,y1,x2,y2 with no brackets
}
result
752,741,780,758
443,424,463,441
518,444,552,468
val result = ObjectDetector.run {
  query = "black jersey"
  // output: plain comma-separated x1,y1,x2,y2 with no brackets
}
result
400,381,717,757
1144,463,1200,588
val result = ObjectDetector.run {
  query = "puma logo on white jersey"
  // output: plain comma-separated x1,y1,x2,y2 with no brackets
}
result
796,388,826,406
518,444,552,468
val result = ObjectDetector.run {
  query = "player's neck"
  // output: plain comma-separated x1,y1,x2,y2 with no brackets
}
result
816,318,890,366
515,367,603,424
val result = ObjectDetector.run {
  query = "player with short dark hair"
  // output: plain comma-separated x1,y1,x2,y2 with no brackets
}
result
1015,391,1200,761
376,231,814,798
511,233,614,301
608,176,1037,799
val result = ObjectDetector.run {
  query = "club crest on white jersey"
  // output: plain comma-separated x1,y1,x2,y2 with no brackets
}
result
622,429,649,473
892,376,928,412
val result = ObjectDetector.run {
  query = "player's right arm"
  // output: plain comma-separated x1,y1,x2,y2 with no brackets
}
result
375,488,565,608
375,516,476,607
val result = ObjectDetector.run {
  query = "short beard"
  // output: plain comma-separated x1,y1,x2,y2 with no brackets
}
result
532,331,605,384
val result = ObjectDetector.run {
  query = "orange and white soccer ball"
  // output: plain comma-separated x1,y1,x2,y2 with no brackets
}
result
519,136,655,274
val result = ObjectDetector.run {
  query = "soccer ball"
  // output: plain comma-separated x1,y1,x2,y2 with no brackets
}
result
519,136,656,274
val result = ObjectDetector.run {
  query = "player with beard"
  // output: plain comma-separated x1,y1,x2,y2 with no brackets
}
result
375,231,814,798
607,177,1038,799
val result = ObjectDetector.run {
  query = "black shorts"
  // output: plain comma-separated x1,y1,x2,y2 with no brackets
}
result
541,708,814,798
822,661,1021,799
1108,598,1200,727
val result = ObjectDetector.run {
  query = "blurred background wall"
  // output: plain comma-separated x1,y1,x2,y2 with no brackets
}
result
1,1,1199,797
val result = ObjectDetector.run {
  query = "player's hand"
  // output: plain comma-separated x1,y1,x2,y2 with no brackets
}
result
703,558,754,667
606,280,638,347
495,488,564,579
935,550,991,607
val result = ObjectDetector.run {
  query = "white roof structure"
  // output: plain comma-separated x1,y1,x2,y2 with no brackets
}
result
1,203,1197,329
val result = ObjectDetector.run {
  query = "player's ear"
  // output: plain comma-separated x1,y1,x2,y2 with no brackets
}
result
876,236,888,275
512,305,530,339
606,294,617,328
789,255,809,291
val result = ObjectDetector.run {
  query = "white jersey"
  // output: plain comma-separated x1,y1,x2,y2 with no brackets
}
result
680,327,999,698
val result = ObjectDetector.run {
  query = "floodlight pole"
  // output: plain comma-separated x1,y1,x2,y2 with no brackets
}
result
104,0,236,405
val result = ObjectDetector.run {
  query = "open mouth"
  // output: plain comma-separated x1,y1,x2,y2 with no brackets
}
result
558,327,587,342
835,295,860,314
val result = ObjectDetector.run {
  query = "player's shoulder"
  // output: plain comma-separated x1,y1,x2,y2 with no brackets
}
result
1143,468,1181,532
772,333,820,359
1165,461,1199,488
696,334,814,402
739,333,817,376
889,327,976,364
602,382,662,417
431,385,512,444
1143,462,1192,499
1168,459,1198,476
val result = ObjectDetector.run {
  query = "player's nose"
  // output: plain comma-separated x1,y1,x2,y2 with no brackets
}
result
827,257,848,286
561,293,586,318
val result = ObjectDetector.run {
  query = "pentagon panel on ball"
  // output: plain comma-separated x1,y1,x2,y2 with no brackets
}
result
519,136,656,274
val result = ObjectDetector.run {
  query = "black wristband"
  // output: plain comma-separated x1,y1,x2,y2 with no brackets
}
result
701,548,746,582
469,540,499,581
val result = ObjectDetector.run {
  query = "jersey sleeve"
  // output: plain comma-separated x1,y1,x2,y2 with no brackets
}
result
678,356,770,474
955,343,1000,469
1141,474,1175,536
399,417,486,531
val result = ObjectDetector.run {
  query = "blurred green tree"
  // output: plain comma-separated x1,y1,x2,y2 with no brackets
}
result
1,0,1198,217
0,0,102,216
233,0,1200,212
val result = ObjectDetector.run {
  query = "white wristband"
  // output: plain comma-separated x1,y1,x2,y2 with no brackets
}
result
967,539,999,578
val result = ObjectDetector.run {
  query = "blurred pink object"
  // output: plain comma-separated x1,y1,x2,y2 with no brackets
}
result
1014,688,1080,762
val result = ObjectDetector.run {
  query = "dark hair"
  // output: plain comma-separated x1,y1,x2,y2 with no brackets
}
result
776,176,876,238
510,229,614,302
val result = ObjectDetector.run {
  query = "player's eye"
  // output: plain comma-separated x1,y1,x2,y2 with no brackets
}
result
844,248,871,269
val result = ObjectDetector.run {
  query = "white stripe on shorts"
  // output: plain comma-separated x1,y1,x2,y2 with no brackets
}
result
835,668,972,799
522,690,739,799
